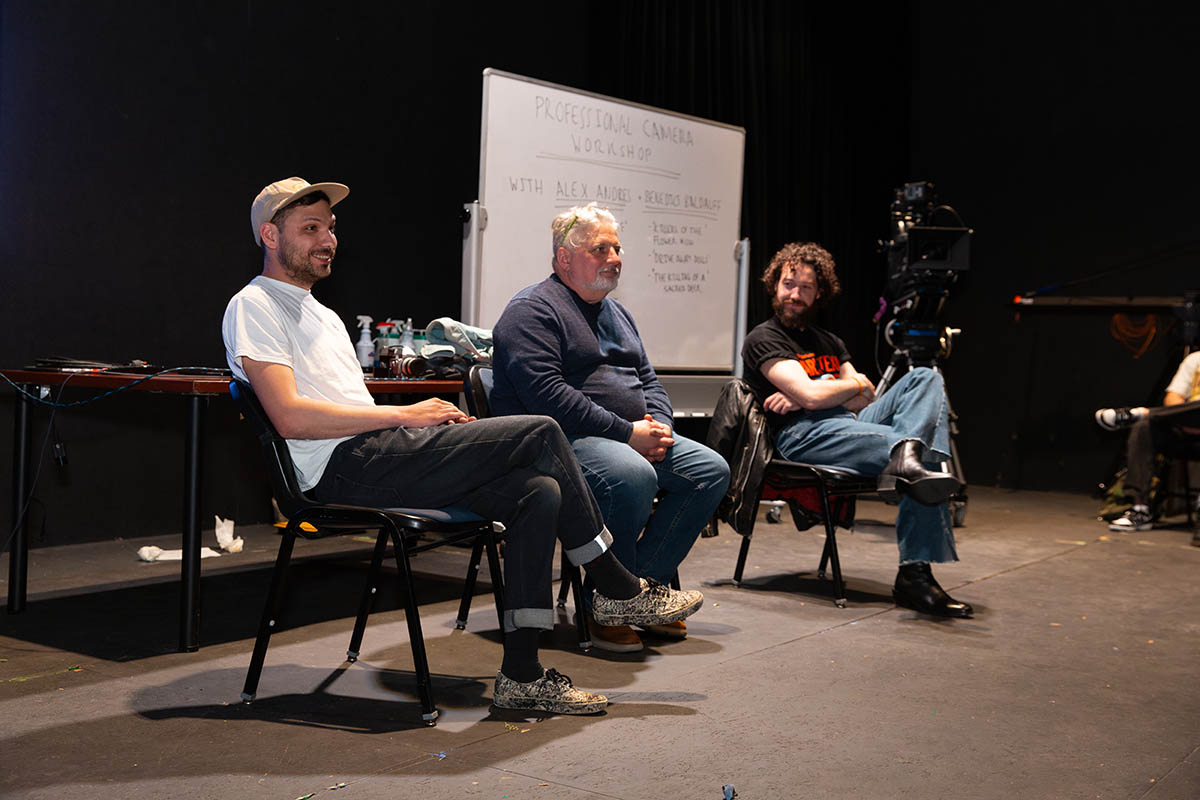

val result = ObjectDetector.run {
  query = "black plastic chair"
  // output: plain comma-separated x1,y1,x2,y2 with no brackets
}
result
229,379,505,726
737,462,878,608
1161,432,1200,530
709,379,879,608
464,365,593,649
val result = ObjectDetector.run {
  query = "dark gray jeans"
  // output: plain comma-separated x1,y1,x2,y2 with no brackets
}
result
310,415,611,631
1124,400,1200,501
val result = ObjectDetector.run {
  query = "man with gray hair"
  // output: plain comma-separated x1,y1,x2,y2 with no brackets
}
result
490,202,730,652
223,179,703,716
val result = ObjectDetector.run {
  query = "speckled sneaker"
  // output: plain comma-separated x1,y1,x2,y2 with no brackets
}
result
591,578,703,627
493,669,608,715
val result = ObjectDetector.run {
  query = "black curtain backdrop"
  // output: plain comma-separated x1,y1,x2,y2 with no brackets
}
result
612,1,912,365
1,1,1194,547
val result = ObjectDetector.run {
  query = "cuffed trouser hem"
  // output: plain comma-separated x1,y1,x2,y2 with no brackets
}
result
504,608,555,633
563,526,613,566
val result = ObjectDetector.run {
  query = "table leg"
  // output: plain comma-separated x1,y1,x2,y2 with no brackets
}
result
7,384,33,613
180,394,206,652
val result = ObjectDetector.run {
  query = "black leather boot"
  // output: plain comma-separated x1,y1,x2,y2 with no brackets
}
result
893,562,973,618
877,440,960,505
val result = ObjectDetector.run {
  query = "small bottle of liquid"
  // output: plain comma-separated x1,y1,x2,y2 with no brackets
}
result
374,321,396,378
399,317,416,357
355,315,374,373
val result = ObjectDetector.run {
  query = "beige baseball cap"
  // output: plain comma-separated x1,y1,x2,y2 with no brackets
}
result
250,177,350,245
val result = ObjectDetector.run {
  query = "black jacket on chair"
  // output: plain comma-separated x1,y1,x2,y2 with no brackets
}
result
706,379,771,536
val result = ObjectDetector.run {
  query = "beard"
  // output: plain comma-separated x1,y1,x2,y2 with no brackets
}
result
773,294,815,329
584,267,620,294
280,238,334,286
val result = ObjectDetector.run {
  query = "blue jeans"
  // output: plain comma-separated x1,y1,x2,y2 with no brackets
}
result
571,433,730,591
774,368,958,565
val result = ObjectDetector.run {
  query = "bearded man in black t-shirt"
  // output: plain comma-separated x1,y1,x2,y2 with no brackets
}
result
741,242,973,618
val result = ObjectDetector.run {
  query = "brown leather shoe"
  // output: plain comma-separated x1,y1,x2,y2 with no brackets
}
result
637,620,687,640
587,613,644,652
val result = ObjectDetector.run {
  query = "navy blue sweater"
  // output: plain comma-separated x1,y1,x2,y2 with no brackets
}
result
491,274,673,441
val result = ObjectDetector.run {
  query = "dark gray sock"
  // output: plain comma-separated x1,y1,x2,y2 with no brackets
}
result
500,628,543,684
584,550,642,600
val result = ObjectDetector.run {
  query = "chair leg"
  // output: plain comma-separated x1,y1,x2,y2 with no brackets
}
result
818,533,831,579
1186,463,1196,527
733,534,752,585
347,528,390,661
568,563,592,649
456,538,486,630
555,551,571,608
484,532,506,639
388,526,438,726
242,529,297,702
816,489,846,608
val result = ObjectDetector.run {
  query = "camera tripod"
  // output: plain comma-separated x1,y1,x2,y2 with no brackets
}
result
875,320,969,527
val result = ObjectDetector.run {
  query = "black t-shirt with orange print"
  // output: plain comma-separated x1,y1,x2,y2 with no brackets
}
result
741,316,853,430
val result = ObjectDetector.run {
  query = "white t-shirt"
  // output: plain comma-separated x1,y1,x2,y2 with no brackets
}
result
1166,351,1200,402
222,275,374,490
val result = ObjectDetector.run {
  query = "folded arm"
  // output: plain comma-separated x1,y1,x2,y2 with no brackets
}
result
761,357,875,413
243,358,468,439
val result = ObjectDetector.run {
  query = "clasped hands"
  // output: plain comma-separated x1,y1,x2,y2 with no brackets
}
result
629,414,674,462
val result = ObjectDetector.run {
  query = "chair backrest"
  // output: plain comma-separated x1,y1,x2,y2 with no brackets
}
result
465,365,494,419
229,380,313,519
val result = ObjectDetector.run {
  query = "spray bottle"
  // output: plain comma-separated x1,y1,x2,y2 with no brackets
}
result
386,319,403,357
355,315,374,372
399,316,416,356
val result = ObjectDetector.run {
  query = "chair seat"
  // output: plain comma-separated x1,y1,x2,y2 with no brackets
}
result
382,505,484,523
285,502,490,539
767,460,878,493
773,459,867,477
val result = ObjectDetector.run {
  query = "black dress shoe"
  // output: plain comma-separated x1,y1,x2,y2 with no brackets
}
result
893,563,973,618
878,441,961,506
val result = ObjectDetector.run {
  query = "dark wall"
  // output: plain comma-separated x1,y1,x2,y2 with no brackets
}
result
0,2,576,545
909,3,1199,490
0,1,909,546
2,1,1191,549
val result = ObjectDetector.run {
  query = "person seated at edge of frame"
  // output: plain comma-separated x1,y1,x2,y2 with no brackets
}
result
489,202,731,652
222,177,705,715
740,241,974,618
1094,348,1200,538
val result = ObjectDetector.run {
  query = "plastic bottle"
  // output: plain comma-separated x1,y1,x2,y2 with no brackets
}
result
374,321,396,378
386,319,403,355
399,317,416,356
412,324,427,356
355,315,374,372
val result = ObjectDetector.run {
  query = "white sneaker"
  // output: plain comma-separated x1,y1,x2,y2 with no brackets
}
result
1094,407,1146,431
1108,506,1152,532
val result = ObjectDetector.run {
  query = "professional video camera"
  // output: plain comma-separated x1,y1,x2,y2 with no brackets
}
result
875,181,972,525
877,181,972,365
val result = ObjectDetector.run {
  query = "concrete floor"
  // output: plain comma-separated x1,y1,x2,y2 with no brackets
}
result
1,486,1198,799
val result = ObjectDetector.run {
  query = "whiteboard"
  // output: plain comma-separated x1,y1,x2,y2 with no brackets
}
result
465,69,746,371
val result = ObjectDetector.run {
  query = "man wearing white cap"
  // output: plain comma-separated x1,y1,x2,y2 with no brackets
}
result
222,177,704,716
